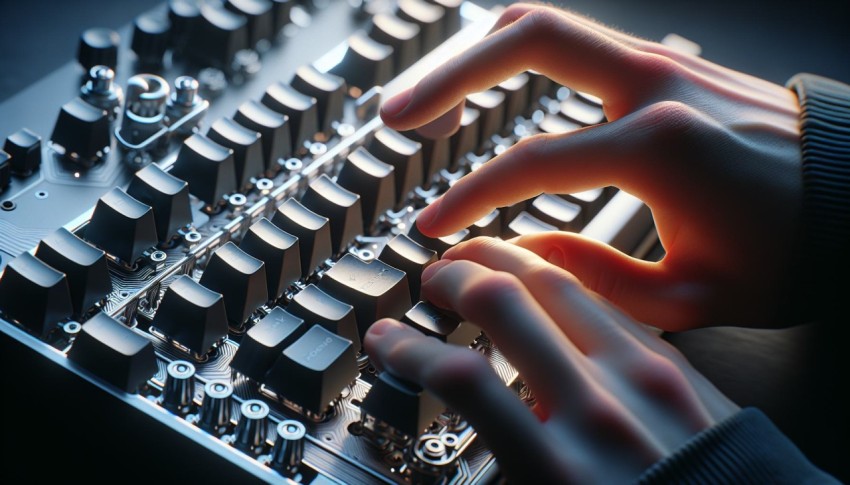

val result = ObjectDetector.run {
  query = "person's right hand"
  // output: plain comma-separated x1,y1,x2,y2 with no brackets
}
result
380,4,804,331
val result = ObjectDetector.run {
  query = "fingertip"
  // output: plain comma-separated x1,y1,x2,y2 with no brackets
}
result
415,103,464,138
421,258,452,284
415,198,442,235
380,87,414,120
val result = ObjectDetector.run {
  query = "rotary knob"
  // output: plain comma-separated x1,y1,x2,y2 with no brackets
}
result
77,27,120,72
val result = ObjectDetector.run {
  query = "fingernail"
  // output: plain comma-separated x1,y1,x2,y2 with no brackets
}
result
415,103,463,138
416,198,442,233
421,259,452,284
547,248,565,267
368,319,406,337
380,88,413,118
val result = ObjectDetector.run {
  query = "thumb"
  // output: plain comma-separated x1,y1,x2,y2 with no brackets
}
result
512,232,706,331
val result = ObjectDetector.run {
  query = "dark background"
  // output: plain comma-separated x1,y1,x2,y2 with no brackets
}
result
1,0,849,482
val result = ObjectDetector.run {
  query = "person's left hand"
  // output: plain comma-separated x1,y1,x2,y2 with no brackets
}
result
364,237,739,483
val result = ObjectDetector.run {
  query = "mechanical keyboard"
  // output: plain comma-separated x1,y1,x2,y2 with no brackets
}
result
0,1,657,482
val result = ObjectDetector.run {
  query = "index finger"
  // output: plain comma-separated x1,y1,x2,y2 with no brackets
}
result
380,6,669,130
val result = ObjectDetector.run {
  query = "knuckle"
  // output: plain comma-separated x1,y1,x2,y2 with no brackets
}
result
423,347,493,396
632,51,683,84
518,8,564,39
626,351,693,402
636,100,705,146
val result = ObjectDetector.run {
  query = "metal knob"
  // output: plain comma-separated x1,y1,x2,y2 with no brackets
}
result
233,399,270,453
270,420,306,473
198,380,234,433
162,360,196,413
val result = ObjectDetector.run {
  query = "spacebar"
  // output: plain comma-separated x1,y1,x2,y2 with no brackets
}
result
580,191,656,258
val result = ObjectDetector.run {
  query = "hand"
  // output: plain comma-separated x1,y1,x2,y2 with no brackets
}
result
364,237,739,483
380,4,803,330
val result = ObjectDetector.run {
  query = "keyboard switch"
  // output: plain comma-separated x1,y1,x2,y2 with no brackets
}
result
240,218,301,300
231,307,306,381
199,242,268,327
84,188,158,265
378,234,436,301
301,174,362,254
336,146,396,231
288,283,360,349
152,275,229,355
0,252,72,337
272,198,332,277
360,372,443,437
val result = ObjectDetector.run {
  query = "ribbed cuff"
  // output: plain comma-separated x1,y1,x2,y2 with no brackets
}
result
785,74,850,323
636,408,838,484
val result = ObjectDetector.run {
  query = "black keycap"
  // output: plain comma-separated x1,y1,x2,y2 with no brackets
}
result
199,242,268,327
468,208,501,238
497,200,527,233
466,90,506,149
152,275,229,355
287,283,359,349
207,117,265,188
528,193,582,231
396,0,444,54
329,30,394,92
336,147,395,231
77,27,119,71
0,252,72,337
67,312,158,393
225,0,274,46
449,107,480,168
426,0,461,36
168,0,201,57
503,211,559,240
378,233,436,301
408,218,469,257
401,130,449,187
402,301,480,346
368,13,420,71
367,128,423,206
319,253,410,340
263,324,358,414
126,163,192,243
85,188,158,264
561,188,608,223
301,174,362,254
527,69,556,102
185,4,249,69
51,97,110,167
271,198,332,277
0,150,9,191
290,65,346,135
170,133,237,205
230,306,306,381
261,82,319,151
360,372,443,437
35,228,112,317
270,0,293,33
560,95,606,126
234,99,292,169
4,127,42,176
496,73,531,127
131,12,170,67
239,217,301,300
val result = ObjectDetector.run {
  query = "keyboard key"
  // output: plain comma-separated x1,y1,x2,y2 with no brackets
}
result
168,0,200,58
199,242,268,327
234,99,292,170
336,146,396,231
4,127,42,175
186,4,249,69
50,97,110,167
131,12,170,67
408,218,469,256
329,30,394,92
378,233,436,301
402,130,449,186
84,188,158,264
170,133,238,205
0,150,9,191
225,0,274,46
527,69,555,102
368,13,421,71
562,188,608,222
496,73,531,127
427,0,461,36
466,90,506,148
68,312,158,392
301,174,362,254
503,211,559,240
239,218,301,300
288,284,360,350
126,163,192,243
263,324,358,414
290,65,346,135
319,253,410,340
261,82,319,151
528,193,582,231
0,252,72,337
360,372,443,437
271,198,332,277
152,275,229,355
449,107,480,168
207,118,265,189
35,228,112,317
468,208,501,238
560,95,606,126
537,113,580,135
270,0,293,33
230,306,306,381
396,0,444,54
402,301,480,347
367,128,423,206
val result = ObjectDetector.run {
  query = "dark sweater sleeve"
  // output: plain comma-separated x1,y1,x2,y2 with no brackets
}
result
636,408,839,484
785,74,850,323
